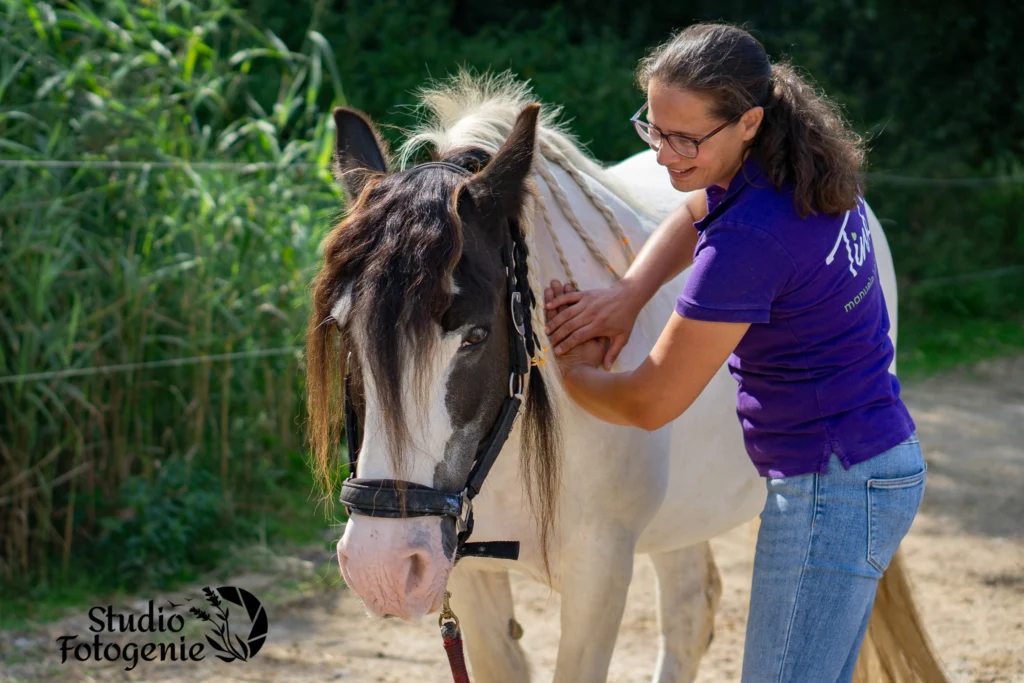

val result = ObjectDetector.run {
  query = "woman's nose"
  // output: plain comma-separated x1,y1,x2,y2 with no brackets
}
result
655,142,681,166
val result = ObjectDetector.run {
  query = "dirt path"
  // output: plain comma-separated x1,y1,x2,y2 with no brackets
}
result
3,357,1023,682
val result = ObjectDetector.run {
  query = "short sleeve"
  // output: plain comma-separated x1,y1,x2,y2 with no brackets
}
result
675,221,795,324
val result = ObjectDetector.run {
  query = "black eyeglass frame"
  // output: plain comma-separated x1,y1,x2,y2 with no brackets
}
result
630,102,742,159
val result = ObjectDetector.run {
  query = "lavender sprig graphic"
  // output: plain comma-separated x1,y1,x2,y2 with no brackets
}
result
202,586,221,608
189,606,212,621
188,587,248,662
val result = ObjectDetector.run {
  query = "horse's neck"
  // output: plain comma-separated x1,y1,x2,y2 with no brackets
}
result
472,155,672,570
525,157,675,374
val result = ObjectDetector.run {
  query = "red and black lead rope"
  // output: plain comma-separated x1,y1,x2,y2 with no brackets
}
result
439,591,471,683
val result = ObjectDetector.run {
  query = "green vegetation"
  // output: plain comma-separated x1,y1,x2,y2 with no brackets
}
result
1,0,1021,620
0,0,342,608
246,0,1024,374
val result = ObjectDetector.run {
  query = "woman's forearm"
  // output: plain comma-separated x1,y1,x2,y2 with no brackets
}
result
620,197,701,307
563,365,645,428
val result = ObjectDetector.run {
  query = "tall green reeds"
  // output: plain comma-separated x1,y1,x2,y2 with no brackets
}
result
0,0,343,588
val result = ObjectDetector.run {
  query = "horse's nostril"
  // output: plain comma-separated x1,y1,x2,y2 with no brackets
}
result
383,614,395,620
407,552,425,591
402,549,433,598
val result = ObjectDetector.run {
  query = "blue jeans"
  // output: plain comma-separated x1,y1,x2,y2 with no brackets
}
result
741,435,926,683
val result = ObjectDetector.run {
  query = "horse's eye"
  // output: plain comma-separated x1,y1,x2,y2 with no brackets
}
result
460,327,489,348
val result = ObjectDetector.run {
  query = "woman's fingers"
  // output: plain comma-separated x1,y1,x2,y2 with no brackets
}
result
554,322,596,355
545,279,582,330
603,334,629,371
544,281,577,328
548,307,591,348
544,290,583,310
544,300,587,336
543,286,556,323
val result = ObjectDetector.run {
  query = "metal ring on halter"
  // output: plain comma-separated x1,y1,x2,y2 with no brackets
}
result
508,372,524,399
510,291,526,337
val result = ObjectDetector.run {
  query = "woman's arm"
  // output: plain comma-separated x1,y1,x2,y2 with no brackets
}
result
560,311,748,431
619,189,707,304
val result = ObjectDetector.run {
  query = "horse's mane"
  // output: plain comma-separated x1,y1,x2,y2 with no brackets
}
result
397,70,647,399
399,70,645,215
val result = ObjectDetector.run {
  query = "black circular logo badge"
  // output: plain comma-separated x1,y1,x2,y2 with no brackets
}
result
188,586,268,662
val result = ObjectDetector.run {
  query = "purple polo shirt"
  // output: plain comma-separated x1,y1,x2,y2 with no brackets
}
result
675,157,915,478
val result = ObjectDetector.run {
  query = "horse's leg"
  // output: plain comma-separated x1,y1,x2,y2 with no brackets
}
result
553,528,637,682
648,541,722,683
447,565,531,682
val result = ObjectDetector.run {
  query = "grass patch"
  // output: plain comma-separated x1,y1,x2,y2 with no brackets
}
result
0,578,131,632
0,449,345,632
899,315,1024,379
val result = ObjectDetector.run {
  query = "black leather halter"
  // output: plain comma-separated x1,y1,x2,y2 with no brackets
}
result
339,160,539,563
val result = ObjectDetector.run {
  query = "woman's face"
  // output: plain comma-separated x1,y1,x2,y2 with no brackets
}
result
646,80,763,192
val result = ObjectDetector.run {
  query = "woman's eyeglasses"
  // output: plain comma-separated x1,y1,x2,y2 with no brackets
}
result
630,102,740,159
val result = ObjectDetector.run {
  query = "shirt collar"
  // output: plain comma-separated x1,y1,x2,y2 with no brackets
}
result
697,155,763,230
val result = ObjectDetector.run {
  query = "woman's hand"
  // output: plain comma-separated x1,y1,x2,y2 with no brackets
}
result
543,281,607,379
543,279,644,370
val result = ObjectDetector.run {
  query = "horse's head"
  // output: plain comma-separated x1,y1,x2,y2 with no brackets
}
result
306,103,559,619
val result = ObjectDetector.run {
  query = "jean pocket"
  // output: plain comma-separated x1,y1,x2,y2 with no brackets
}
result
866,467,926,574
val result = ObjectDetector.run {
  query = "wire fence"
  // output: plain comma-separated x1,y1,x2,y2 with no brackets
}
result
3,266,1021,386
0,159,321,172
2,156,1021,386
3,158,1024,186
0,347,304,385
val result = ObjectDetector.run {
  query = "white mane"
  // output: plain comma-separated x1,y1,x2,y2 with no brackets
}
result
398,70,646,216
398,71,652,395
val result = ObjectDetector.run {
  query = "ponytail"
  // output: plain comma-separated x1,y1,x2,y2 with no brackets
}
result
637,24,866,217
755,63,865,217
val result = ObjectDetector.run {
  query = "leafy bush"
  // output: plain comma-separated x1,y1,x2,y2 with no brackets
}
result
0,0,341,587
92,458,225,586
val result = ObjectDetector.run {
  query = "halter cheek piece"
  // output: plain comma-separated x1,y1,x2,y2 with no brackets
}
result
339,160,541,563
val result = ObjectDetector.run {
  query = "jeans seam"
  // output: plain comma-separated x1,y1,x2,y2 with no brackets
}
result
866,482,881,575
775,473,819,683
867,469,927,489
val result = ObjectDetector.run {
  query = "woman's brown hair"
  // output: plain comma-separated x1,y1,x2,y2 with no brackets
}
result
637,23,865,217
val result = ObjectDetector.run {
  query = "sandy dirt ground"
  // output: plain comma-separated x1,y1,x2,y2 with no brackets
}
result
2,356,1022,682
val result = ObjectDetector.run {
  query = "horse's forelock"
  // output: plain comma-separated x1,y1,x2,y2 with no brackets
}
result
317,167,468,478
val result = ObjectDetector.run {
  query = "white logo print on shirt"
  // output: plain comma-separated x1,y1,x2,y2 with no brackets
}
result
825,198,872,277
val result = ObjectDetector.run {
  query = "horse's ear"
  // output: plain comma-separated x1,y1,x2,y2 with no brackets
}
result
466,103,540,220
332,107,389,200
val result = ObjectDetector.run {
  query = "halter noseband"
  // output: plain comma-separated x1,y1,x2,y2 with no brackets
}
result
339,159,539,563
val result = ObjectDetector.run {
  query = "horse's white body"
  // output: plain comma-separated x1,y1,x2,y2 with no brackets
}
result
445,149,900,682
336,89,901,681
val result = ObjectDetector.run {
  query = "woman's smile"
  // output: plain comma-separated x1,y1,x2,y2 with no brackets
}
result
668,167,697,180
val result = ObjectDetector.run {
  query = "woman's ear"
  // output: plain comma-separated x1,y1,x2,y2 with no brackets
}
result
740,106,765,143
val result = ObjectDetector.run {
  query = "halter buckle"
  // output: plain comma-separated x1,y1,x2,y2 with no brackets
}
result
456,489,473,534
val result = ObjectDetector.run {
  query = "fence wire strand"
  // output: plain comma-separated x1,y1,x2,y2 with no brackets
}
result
0,347,303,385
0,159,321,172
2,157,1021,387
2,158,1024,186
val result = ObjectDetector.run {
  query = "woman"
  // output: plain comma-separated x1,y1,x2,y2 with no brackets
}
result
542,23,926,683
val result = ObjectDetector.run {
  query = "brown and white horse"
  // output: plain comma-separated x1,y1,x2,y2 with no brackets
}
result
306,73,946,683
